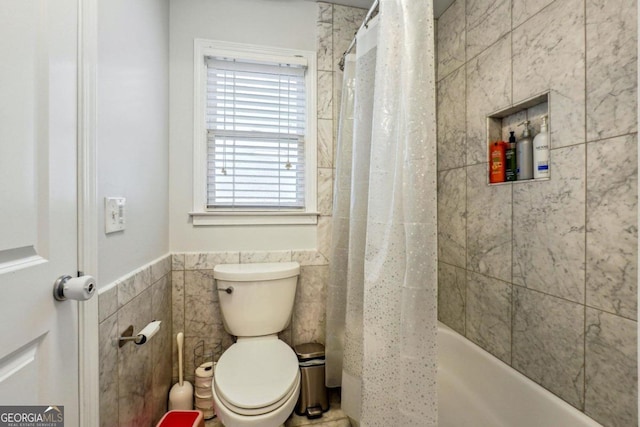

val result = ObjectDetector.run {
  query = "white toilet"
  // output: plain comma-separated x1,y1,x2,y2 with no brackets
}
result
212,262,301,427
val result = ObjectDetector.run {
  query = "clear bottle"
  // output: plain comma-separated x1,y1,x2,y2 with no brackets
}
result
532,116,550,179
516,120,533,180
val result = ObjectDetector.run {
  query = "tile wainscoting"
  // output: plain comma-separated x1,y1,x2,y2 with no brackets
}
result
98,255,173,427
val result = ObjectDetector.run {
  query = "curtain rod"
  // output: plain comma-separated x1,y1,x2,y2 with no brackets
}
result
338,0,380,71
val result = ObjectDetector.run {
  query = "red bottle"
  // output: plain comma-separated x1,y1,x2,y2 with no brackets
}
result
489,141,506,183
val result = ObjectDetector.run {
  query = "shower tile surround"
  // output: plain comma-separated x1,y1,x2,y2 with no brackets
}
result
436,0,637,426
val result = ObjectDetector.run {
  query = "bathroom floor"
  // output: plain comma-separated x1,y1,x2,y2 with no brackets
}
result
204,389,350,427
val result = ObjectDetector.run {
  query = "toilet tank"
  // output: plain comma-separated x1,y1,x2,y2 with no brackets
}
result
213,262,300,337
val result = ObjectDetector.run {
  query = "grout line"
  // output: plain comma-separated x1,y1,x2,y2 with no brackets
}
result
464,0,561,66
463,0,468,338
443,259,601,310
510,0,514,105
510,281,586,307
583,303,639,323
438,259,468,271
547,140,587,151
439,0,457,18
509,0,515,368
463,0,468,166
463,165,468,336
437,163,467,174
463,177,469,331
510,157,515,366
582,0,588,410
436,61,465,85
585,131,639,145
510,0,561,38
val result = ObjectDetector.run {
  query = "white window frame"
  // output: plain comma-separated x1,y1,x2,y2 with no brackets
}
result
190,39,318,226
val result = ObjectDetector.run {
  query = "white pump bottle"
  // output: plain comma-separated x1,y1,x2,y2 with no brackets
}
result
533,116,550,179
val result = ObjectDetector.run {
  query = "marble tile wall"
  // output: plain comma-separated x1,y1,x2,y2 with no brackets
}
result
436,1,637,426
171,251,329,383
98,255,173,427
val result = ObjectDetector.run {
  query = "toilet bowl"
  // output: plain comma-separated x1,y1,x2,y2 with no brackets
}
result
212,262,301,427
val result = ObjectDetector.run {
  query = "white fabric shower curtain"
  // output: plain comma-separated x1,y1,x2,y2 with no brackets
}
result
325,0,438,425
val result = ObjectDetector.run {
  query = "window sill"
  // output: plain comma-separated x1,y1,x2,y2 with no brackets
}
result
189,211,320,226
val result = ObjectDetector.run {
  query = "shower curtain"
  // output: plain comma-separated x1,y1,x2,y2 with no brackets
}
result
325,0,438,425
325,52,355,388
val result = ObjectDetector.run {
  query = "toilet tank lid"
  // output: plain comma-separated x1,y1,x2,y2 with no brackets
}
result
213,262,300,281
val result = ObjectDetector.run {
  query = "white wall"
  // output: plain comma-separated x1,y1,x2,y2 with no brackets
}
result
169,0,318,252
97,0,170,286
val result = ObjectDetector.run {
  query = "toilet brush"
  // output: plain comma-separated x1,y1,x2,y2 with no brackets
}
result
169,332,193,410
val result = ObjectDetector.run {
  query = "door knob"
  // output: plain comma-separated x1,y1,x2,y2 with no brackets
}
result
53,275,96,301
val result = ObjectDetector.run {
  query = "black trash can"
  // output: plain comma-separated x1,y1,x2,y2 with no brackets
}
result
294,343,329,418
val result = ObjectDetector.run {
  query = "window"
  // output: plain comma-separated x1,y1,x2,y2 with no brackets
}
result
191,40,317,225
207,57,306,208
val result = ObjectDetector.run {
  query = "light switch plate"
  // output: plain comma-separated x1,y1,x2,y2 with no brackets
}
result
105,197,126,234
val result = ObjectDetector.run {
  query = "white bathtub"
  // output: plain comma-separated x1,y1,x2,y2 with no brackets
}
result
438,323,603,427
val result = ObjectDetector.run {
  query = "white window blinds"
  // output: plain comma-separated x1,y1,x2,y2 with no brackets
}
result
206,56,307,209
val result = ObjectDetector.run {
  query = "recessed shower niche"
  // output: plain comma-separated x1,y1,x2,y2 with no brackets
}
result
487,92,550,185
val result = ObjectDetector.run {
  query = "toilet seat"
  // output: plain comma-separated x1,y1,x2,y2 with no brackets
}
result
212,373,301,427
214,372,299,416
214,336,299,416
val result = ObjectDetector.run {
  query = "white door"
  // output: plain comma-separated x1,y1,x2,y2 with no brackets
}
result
0,0,81,425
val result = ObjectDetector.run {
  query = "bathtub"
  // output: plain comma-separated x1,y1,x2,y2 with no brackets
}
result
438,323,603,427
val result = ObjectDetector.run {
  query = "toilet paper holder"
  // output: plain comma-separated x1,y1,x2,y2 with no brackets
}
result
119,320,161,347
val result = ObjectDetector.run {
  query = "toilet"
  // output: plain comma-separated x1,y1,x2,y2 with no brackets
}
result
212,262,301,427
